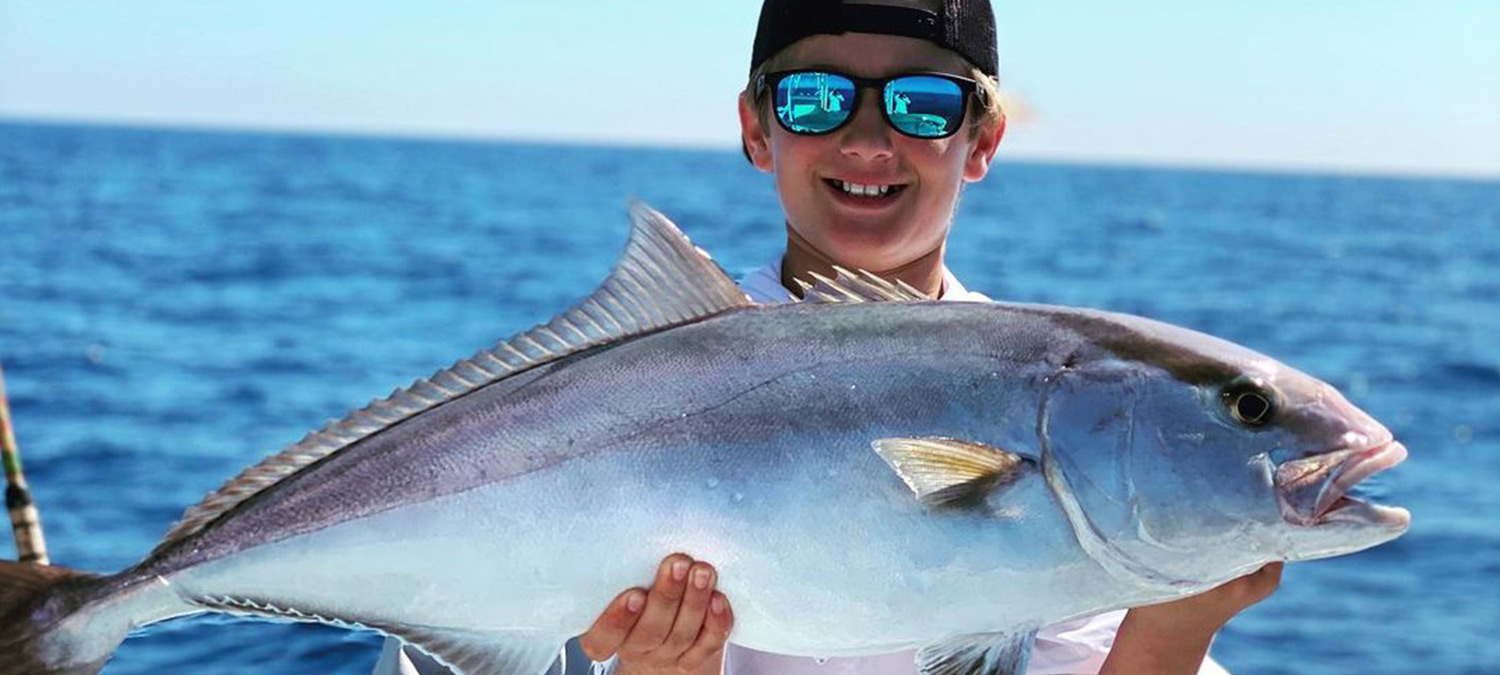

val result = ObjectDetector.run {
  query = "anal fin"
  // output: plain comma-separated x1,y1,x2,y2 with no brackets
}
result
916,629,1037,675
387,625,565,675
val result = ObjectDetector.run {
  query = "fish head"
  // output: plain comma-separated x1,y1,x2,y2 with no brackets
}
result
1252,366,1411,561
1038,309,1409,586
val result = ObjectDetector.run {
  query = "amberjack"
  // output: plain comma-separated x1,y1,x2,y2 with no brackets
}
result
0,204,1409,675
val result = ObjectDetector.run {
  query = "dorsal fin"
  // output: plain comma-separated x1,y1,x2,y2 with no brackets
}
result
795,266,930,303
155,202,753,551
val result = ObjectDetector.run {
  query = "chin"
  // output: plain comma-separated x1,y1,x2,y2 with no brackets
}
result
814,233,912,270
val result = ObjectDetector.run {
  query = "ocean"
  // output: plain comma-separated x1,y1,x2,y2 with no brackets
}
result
1,121,1496,674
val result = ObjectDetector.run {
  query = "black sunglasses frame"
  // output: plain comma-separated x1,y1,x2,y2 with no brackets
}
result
755,69,980,140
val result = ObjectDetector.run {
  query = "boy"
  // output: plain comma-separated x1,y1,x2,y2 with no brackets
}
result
574,1,1282,674
376,1,1280,673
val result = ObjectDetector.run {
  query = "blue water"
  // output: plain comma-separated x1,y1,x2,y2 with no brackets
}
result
1,121,1497,674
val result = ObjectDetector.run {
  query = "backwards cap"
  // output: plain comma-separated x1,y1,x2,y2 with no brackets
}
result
750,0,998,77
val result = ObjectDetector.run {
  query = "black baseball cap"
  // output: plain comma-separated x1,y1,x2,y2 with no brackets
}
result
750,0,998,77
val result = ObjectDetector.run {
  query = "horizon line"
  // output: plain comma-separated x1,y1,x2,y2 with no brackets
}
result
3,114,1496,185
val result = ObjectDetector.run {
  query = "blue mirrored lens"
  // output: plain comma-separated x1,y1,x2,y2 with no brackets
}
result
885,76,965,138
776,72,856,134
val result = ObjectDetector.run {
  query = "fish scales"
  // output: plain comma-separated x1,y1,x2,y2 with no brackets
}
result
138,303,1084,648
148,302,1058,568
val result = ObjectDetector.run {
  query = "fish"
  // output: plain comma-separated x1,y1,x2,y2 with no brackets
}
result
0,203,1409,675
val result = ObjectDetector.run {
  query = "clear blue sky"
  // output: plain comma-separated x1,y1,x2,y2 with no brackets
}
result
2,1,1497,177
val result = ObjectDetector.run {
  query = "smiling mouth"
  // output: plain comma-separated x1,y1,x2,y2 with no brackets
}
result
1275,441,1409,528
823,178,907,204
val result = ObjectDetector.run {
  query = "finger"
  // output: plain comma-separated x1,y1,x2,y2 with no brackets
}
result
678,591,735,672
578,588,647,662
660,562,717,658
620,553,694,654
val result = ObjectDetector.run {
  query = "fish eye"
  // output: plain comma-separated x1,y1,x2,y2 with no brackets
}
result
1222,381,1276,427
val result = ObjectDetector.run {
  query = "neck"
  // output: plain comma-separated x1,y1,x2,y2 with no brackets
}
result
779,225,948,299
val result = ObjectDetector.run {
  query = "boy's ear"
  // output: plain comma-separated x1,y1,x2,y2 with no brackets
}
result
738,92,775,172
963,113,1006,182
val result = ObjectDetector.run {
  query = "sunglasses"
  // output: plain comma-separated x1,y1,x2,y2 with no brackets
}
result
755,69,979,140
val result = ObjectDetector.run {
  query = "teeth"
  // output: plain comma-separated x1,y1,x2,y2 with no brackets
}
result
839,181,892,197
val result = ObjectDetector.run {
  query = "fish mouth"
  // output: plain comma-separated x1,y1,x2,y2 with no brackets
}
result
1274,440,1410,529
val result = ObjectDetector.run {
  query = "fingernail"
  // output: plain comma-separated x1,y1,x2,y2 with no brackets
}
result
672,560,690,581
692,568,711,590
626,592,645,613
711,595,726,615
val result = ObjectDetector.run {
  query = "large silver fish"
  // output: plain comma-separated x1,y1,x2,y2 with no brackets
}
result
0,204,1409,675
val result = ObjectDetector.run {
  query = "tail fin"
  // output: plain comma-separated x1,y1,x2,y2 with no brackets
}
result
0,560,119,675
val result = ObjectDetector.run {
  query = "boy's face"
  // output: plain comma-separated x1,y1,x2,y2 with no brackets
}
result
740,31,1004,273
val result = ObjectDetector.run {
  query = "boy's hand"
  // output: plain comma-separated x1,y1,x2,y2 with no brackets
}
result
1101,562,1283,674
577,553,734,675
1130,561,1283,636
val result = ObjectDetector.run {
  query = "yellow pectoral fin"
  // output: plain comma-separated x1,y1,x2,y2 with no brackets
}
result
872,437,1032,506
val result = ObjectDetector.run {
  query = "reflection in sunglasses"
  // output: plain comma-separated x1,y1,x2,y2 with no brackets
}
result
767,70,971,138
777,73,854,133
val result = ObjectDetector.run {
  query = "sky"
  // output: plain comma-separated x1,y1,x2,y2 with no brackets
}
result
2,1,1497,178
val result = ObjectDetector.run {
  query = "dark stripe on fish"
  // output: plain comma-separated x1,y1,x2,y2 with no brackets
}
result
1015,307,1241,387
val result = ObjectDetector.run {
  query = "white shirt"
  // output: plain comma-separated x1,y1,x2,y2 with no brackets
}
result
374,261,1230,675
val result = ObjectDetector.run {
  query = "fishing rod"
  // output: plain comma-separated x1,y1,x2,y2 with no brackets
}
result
1,362,50,565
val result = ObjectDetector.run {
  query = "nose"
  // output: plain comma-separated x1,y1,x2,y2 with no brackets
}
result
837,90,894,162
